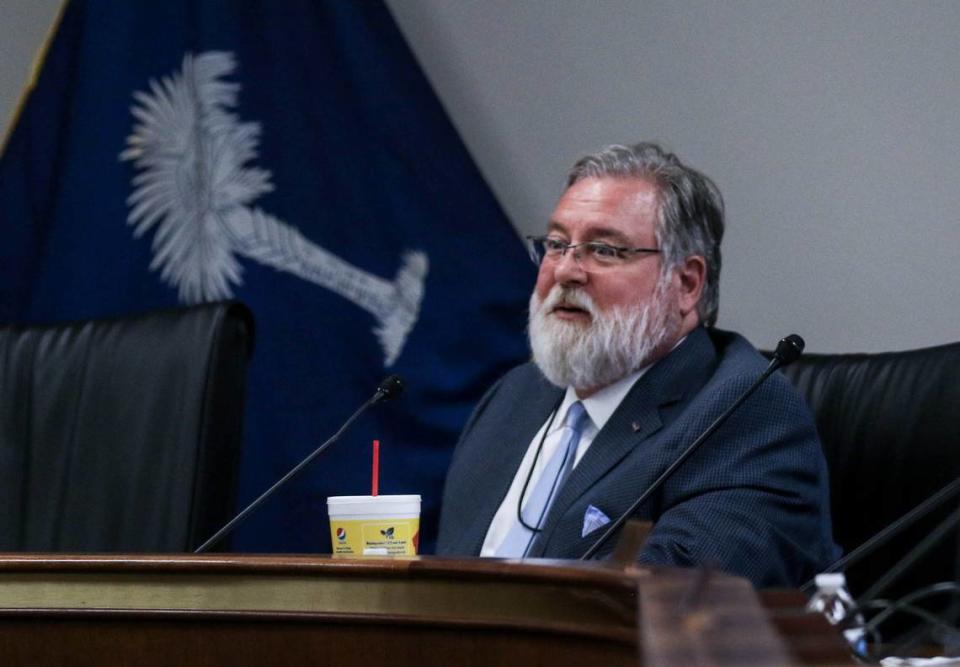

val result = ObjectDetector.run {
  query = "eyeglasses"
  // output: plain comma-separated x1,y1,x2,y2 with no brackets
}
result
525,235,660,272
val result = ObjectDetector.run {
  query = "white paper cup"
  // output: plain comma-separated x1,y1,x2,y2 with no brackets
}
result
327,495,421,556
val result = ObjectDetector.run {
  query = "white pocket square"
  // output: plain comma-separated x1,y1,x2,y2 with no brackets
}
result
581,504,610,537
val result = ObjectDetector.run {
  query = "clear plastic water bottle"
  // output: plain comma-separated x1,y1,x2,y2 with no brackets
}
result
807,572,867,656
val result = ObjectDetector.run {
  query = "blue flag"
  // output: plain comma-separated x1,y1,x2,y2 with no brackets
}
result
0,0,534,553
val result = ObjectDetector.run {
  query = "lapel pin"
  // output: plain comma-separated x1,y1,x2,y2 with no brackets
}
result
632,421,642,432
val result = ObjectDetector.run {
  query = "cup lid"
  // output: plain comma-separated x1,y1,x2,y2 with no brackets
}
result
327,494,421,505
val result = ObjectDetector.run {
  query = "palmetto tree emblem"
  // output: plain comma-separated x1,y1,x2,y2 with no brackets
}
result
120,51,428,366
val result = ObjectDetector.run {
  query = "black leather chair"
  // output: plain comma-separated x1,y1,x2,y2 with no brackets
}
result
777,341,960,626
0,301,254,552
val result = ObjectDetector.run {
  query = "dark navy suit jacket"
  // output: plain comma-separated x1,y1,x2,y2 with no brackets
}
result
435,327,841,588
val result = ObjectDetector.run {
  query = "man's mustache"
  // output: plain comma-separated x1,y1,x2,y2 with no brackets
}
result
539,286,597,318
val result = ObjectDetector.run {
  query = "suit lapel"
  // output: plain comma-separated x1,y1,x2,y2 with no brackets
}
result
528,328,717,557
454,372,563,555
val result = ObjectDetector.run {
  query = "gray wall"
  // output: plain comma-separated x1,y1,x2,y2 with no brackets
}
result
0,0,60,147
4,1,959,353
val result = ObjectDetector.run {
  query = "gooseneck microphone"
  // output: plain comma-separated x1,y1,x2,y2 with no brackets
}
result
374,374,405,403
194,375,405,553
580,335,805,560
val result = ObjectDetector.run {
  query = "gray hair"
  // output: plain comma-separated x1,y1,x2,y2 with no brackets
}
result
566,142,724,327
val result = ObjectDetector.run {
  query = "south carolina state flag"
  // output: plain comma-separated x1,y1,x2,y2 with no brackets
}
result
0,0,534,553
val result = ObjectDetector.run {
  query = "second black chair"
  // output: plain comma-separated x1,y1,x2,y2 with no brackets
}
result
0,301,254,552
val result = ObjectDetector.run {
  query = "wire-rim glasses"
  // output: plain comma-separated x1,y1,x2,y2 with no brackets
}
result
526,235,660,272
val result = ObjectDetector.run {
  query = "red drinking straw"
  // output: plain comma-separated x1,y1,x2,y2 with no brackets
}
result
371,439,380,496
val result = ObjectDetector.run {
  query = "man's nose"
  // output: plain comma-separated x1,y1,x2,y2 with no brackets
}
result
553,247,588,285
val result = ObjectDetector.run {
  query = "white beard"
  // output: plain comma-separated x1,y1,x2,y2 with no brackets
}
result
528,280,679,392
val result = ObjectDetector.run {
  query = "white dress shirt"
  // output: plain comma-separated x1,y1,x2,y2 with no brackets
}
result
480,366,650,557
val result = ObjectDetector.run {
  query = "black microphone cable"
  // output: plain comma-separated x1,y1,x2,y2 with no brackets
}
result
853,583,960,661
859,581,960,638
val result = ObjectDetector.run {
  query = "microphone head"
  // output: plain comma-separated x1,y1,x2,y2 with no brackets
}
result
773,334,805,367
374,375,404,403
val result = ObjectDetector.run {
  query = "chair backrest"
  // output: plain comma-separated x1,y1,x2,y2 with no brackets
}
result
0,301,254,552
777,342,960,600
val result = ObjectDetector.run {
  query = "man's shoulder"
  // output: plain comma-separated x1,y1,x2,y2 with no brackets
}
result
704,327,768,372
687,326,793,387
655,326,768,397
700,327,814,417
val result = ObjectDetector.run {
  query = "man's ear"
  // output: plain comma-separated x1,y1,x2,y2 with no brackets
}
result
674,255,706,318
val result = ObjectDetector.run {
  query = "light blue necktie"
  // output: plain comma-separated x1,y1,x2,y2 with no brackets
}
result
496,401,589,557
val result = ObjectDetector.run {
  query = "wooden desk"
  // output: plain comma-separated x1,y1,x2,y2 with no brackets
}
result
0,554,853,666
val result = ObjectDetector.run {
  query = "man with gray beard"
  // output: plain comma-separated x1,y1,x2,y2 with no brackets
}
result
436,143,839,588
